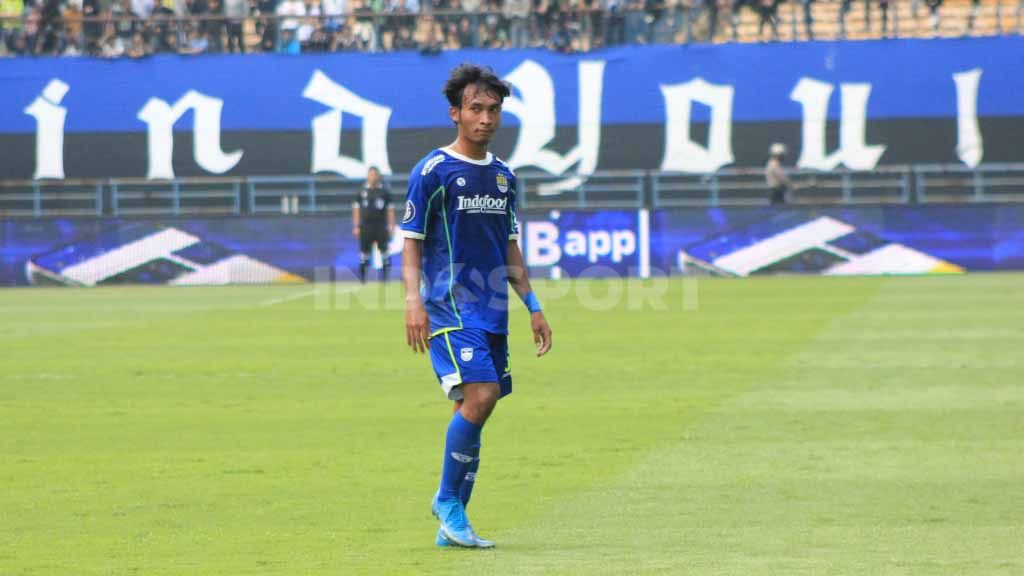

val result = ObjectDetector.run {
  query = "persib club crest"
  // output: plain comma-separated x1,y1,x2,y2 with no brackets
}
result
403,200,415,223
460,347,474,362
496,174,509,194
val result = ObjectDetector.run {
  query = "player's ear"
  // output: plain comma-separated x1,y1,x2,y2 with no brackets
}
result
449,106,459,126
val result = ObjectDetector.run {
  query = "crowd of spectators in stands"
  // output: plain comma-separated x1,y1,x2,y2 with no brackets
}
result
0,0,970,58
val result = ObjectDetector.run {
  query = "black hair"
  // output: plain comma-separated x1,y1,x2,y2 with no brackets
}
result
443,64,511,109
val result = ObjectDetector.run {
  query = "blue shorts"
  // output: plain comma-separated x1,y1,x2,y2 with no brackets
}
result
429,329,512,401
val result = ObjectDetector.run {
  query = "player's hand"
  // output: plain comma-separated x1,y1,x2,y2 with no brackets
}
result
531,312,552,357
352,226,360,238
406,301,430,354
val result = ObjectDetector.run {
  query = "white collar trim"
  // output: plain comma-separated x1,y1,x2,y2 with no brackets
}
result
441,146,493,166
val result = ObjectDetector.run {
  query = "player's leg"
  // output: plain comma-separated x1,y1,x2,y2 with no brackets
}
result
450,399,480,509
436,382,496,505
432,385,493,547
358,231,371,284
436,388,496,548
428,330,501,547
376,230,392,281
448,381,497,503
458,333,511,509
438,332,511,547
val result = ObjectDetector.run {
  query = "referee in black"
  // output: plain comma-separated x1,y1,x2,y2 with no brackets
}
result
352,166,394,283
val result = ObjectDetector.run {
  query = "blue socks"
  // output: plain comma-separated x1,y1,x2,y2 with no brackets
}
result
439,411,482,501
459,441,481,507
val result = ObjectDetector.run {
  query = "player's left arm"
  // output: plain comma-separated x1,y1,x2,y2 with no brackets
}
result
507,241,552,357
506,177,552,358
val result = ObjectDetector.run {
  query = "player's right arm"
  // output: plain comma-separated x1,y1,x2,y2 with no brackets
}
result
403,238,429,353
352,201,361,237
400,154,442,353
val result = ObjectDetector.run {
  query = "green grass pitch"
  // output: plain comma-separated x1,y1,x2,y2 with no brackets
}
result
1,275,1022,575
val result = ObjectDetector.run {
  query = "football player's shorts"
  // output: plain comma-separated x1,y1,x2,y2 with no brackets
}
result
428,328,512,401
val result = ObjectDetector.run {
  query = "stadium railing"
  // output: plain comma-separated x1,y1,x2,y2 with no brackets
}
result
0,179,104,217
913,163,1024,203
3,163,1024,217
109,177,243,216
652,166,915,207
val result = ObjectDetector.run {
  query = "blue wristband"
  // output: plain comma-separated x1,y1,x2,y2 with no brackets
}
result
522,291,542,314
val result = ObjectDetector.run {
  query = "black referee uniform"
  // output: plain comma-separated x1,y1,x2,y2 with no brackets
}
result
355,182,393,283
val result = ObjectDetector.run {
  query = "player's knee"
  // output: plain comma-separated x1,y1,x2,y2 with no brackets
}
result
460,383,500,423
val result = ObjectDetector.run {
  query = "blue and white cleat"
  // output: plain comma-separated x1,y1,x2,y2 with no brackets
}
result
468,527,495,549
435,526,496,549
431,493,477,547
435,527,455,547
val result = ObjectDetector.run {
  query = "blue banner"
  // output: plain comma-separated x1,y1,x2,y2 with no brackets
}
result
649,204,1024,275
3,37,1022,180
521,209,644,278
1,37,1022,135
3,205,1023,286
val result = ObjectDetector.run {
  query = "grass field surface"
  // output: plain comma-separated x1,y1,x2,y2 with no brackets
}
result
2,275,1022,575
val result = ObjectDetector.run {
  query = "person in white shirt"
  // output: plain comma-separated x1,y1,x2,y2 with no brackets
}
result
765,142,794,205
276,0,306,32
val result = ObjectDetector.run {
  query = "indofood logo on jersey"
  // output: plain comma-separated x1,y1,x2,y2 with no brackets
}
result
457,195,507,215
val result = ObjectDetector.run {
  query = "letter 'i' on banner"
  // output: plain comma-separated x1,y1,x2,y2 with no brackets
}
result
24,79,70,180
954,68,983,168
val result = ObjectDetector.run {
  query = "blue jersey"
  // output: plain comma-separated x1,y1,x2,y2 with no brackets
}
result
401,147,520,336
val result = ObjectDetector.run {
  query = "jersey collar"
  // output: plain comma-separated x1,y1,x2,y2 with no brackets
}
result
441,146,493,166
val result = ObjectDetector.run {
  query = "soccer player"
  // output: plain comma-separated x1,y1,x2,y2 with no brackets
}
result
401,64,553,549
352,166,394,283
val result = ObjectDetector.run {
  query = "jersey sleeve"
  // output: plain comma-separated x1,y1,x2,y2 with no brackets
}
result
508,174,520,241
401,156,443,240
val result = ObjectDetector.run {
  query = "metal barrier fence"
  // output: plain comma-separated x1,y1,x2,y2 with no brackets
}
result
652,166,914,206
0,0,1021,58
3,164,1024,218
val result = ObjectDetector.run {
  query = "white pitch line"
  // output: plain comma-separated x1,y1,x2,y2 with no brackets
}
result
258,290,318,308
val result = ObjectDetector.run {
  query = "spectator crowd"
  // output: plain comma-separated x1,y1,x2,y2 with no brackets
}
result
0,0,975,58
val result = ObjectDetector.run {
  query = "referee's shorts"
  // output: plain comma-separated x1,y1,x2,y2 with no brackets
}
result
359,224,391,255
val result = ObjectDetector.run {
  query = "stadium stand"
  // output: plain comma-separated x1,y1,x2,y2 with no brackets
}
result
0,0,1020,57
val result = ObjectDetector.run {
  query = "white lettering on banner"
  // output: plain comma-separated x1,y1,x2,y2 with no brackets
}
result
526,221,561,266
953,68,983,168
137,90,243,180
302,69,393,178
503,60,605,195
660,78,735,173
24,79,70,180
525,220,636,266
790,77,886,171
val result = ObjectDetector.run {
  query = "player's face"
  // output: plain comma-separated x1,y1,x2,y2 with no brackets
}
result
367,168,380,186
451,83,502,146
